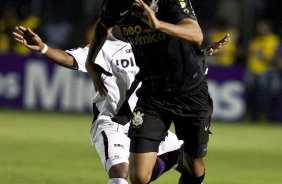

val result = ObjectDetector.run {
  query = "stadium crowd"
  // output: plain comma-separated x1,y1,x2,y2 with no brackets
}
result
1,0,282,122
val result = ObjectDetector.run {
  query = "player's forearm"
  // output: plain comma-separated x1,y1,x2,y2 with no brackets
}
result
158,18,203,45
86,20,108,65
42,46,77,69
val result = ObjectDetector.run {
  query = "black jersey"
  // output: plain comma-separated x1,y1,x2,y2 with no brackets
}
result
100,0,205,95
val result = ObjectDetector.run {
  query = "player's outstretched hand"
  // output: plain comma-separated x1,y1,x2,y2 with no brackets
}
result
85,61,112,97
204,34,230,56
12,26,45,52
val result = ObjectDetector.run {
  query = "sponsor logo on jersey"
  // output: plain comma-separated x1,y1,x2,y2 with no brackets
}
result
179,1,187,9
120,10,129,17
178,0,189,14
115,57,139,75
122,25,167,46
116,57,135,68
178,0,195,15
149,0,159,13
113,155,121,160
183,8,189,14
114,144,125,149
132,111,144,128
193,72,199,79
125,49,133,53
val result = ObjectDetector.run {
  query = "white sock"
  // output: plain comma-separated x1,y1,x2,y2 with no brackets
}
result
108,178,128,184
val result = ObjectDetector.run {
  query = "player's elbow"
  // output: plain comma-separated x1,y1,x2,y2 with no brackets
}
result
193,30,204,45
85,60,91,72
180,19,203,45
64,56,77,69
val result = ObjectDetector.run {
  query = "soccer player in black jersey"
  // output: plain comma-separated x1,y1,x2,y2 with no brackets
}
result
86,0,223,183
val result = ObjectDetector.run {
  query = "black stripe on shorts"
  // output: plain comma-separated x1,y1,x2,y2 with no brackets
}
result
101,131,109,160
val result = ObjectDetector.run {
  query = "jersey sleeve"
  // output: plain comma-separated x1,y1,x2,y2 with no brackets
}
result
65,46,89,72
100,0,132,28
66,45,107,73
168,0,197,23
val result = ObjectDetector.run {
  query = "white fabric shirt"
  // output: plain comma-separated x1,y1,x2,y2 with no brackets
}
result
66,34,139,120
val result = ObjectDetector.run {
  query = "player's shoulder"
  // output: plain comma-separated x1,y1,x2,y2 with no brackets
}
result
102,0,133,11
103,34,131,52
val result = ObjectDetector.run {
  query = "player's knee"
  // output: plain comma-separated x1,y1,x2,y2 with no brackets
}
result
129,170,151,184
109,163,129,180
184,153,206,176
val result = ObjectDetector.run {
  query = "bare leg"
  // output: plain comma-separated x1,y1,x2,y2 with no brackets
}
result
108,162,129,180
183,153,205,176
129,152,157,184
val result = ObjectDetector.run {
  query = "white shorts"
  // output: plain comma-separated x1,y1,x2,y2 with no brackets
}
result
90,116,183,172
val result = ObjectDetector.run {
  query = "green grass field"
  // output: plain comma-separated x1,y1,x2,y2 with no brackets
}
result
1,109,282,184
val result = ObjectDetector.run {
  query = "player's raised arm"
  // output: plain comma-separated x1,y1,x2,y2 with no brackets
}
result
133,0,203,45
85,19,113,97
12,26,78,69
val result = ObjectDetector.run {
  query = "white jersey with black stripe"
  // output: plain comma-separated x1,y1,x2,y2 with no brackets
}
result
66,34,139,120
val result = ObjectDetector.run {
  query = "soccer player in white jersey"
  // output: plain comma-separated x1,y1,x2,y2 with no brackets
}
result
13,25,185,184
13,25,229,184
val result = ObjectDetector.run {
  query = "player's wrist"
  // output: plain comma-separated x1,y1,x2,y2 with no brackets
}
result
156,20,164,31
40,43,48,54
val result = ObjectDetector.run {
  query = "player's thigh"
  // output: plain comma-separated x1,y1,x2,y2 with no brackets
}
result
129,152,158,182
174,116,211,157
94,127,130,172
128,113,168,153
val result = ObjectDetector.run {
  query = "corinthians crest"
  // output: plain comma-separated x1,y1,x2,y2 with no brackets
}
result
131,111,144,128
149,0,159,13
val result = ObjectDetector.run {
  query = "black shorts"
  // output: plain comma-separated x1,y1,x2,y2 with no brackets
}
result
128,81,213,157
